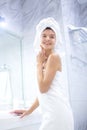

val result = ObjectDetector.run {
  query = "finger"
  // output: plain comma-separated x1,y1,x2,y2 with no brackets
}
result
40,44,43,50
20,113,26,118
20,115,24,118
10,111,14,114
10,110,17,114
12,110,23,115
40,45,45,54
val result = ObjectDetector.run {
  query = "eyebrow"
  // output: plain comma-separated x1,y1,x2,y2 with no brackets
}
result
42,33,56,36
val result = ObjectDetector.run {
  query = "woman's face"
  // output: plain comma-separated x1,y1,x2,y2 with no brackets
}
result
40,29,56,50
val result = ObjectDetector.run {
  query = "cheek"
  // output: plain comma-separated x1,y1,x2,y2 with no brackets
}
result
52,39,56,45
41,39,45,44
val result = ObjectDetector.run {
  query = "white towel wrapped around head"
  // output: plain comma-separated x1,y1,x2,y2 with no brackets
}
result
33,17,62,53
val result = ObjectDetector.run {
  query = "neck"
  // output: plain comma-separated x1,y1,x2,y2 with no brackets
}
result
45,49,54,58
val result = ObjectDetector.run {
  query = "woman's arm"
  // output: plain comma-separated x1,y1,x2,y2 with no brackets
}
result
11,97,39,118
20,97,39,118
37,54,61,93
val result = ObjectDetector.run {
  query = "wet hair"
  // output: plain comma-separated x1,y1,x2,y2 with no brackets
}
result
43,27,54,32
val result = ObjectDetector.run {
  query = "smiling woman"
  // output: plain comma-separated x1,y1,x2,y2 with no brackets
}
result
0,0,87,130
40,27,56,50
11,17,74,130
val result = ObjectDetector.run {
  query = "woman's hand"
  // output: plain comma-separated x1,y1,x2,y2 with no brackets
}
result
37,46,47,65
10,109,30,118
20,110,31,118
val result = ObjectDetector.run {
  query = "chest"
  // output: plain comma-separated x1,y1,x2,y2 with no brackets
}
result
42,60,47,72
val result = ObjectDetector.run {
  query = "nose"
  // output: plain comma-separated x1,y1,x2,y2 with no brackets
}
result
46,36,50,40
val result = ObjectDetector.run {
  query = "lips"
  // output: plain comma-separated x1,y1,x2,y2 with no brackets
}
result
43,42,51,45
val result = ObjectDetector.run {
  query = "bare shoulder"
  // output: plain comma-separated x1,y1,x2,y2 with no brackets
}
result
48,53,61,63
48,53,62,71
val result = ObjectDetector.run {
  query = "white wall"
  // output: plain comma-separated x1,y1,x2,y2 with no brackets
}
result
0,29,23,109
61,0,87,130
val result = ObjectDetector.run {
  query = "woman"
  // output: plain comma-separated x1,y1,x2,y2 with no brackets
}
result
11,18,74,130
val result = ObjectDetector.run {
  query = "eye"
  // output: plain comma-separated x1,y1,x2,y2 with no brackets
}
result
42,35,46,38
50,35,55,39
50,36,54,38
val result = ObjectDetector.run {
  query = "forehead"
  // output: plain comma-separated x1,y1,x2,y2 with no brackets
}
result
42,29,56,35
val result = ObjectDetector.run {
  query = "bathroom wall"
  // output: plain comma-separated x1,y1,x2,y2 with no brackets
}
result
0,29,24,109
69,28,87,130
79,2,87,27
60,0,87,130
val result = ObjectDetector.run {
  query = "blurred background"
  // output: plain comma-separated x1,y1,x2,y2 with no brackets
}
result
0,0,87,130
